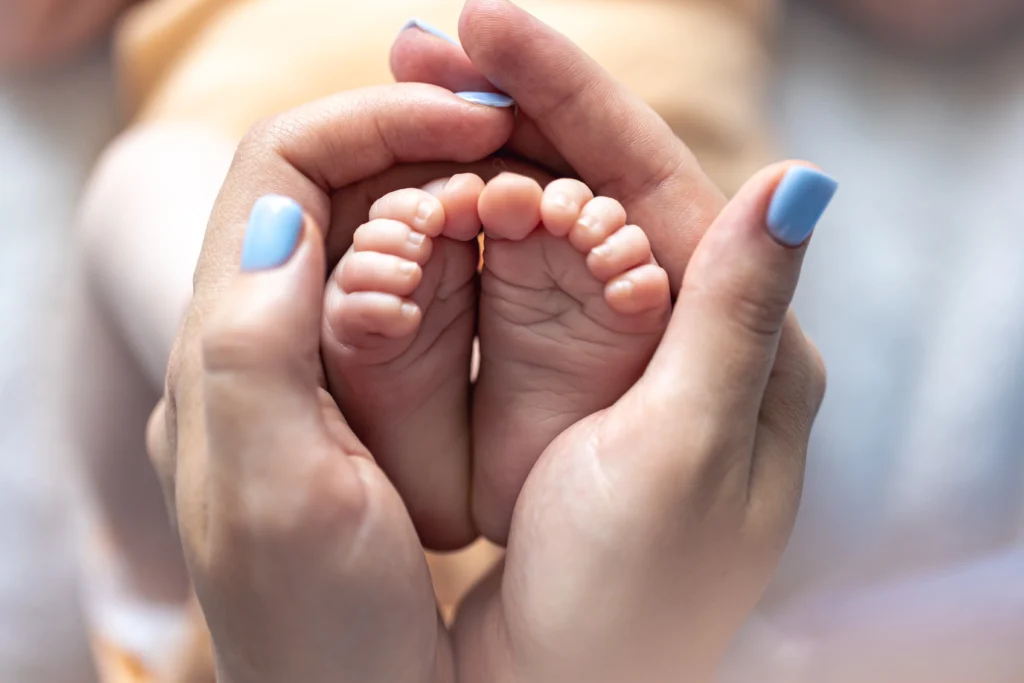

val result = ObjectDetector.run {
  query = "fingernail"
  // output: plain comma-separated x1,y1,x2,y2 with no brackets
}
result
408,231,426,246
456,91,516,108
241,195,304,271
766,167,838,247
399,18,459,45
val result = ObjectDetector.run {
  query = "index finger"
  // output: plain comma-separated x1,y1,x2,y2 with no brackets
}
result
455,0,727,290
190,82,516,303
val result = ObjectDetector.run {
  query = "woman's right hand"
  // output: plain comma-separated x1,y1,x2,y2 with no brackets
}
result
145,84,517,683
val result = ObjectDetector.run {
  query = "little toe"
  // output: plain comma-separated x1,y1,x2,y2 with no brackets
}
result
340,251,423,296
478,172,543,240
541,178,594,237
353,219,433,265
330,292,422,346
587,224,653,282
569,196,628,253
605,264,672,315
369,188,446,238
439,173,486,241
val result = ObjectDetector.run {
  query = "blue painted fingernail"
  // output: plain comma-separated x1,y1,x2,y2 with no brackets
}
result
399,18,459,45
766,166,838,247
240,195,304,271
456,91,516,108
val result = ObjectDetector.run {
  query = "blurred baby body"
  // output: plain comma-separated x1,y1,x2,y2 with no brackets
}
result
77,1,773,681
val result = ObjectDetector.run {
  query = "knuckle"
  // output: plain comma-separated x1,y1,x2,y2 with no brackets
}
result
200,313,268,374
240,114,298,157
716,283,791,340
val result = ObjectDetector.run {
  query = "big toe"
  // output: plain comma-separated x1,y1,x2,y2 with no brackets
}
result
479,172,543,240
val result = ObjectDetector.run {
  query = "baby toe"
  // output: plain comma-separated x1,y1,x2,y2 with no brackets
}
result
328,291,422,346
340,251,423,297
540,178,594,237
439,173,485,241
569,196,628,253
586,224,652,282
369,188,446,238
605,263,672,315
353,219,433,265
478,172,543,240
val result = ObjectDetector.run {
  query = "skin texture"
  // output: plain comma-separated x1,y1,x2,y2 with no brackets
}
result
471,174,671,543
147,2,827,681
323,172,672,547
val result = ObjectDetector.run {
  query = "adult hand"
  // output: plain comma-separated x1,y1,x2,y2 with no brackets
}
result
145,84,520,683
390,2,834,680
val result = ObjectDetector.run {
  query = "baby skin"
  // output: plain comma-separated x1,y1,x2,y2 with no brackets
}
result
322,173,671,547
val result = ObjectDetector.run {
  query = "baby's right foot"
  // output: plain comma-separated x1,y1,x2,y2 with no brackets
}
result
321,174,485,550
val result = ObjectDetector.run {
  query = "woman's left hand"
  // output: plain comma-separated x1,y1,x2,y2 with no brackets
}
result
146,84,517,683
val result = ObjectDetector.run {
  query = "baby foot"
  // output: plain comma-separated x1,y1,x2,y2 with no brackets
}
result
321,174,486,550
473,173,672,543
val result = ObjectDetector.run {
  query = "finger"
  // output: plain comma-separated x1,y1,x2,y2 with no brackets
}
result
639,163,837,467
391,21,493,93
193,83,514,300
390,25,576,177
746,314,827,532
201,196,361,513
456,0,727,289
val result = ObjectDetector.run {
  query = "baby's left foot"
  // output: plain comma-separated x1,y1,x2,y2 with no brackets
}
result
473,174,672,543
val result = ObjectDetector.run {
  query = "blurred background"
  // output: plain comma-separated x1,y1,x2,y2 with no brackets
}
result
1,1,1023,682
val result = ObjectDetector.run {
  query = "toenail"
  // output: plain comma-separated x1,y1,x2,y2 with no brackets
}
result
550,193,576,213
577,214,599,233
401,303,419,318
592,243,611,258
408,231,426,247
399,260,418,275
609,279,633,298
416,199,436,224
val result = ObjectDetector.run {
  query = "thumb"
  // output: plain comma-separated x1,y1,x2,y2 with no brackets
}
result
640,163,837,462
201,195,341,492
